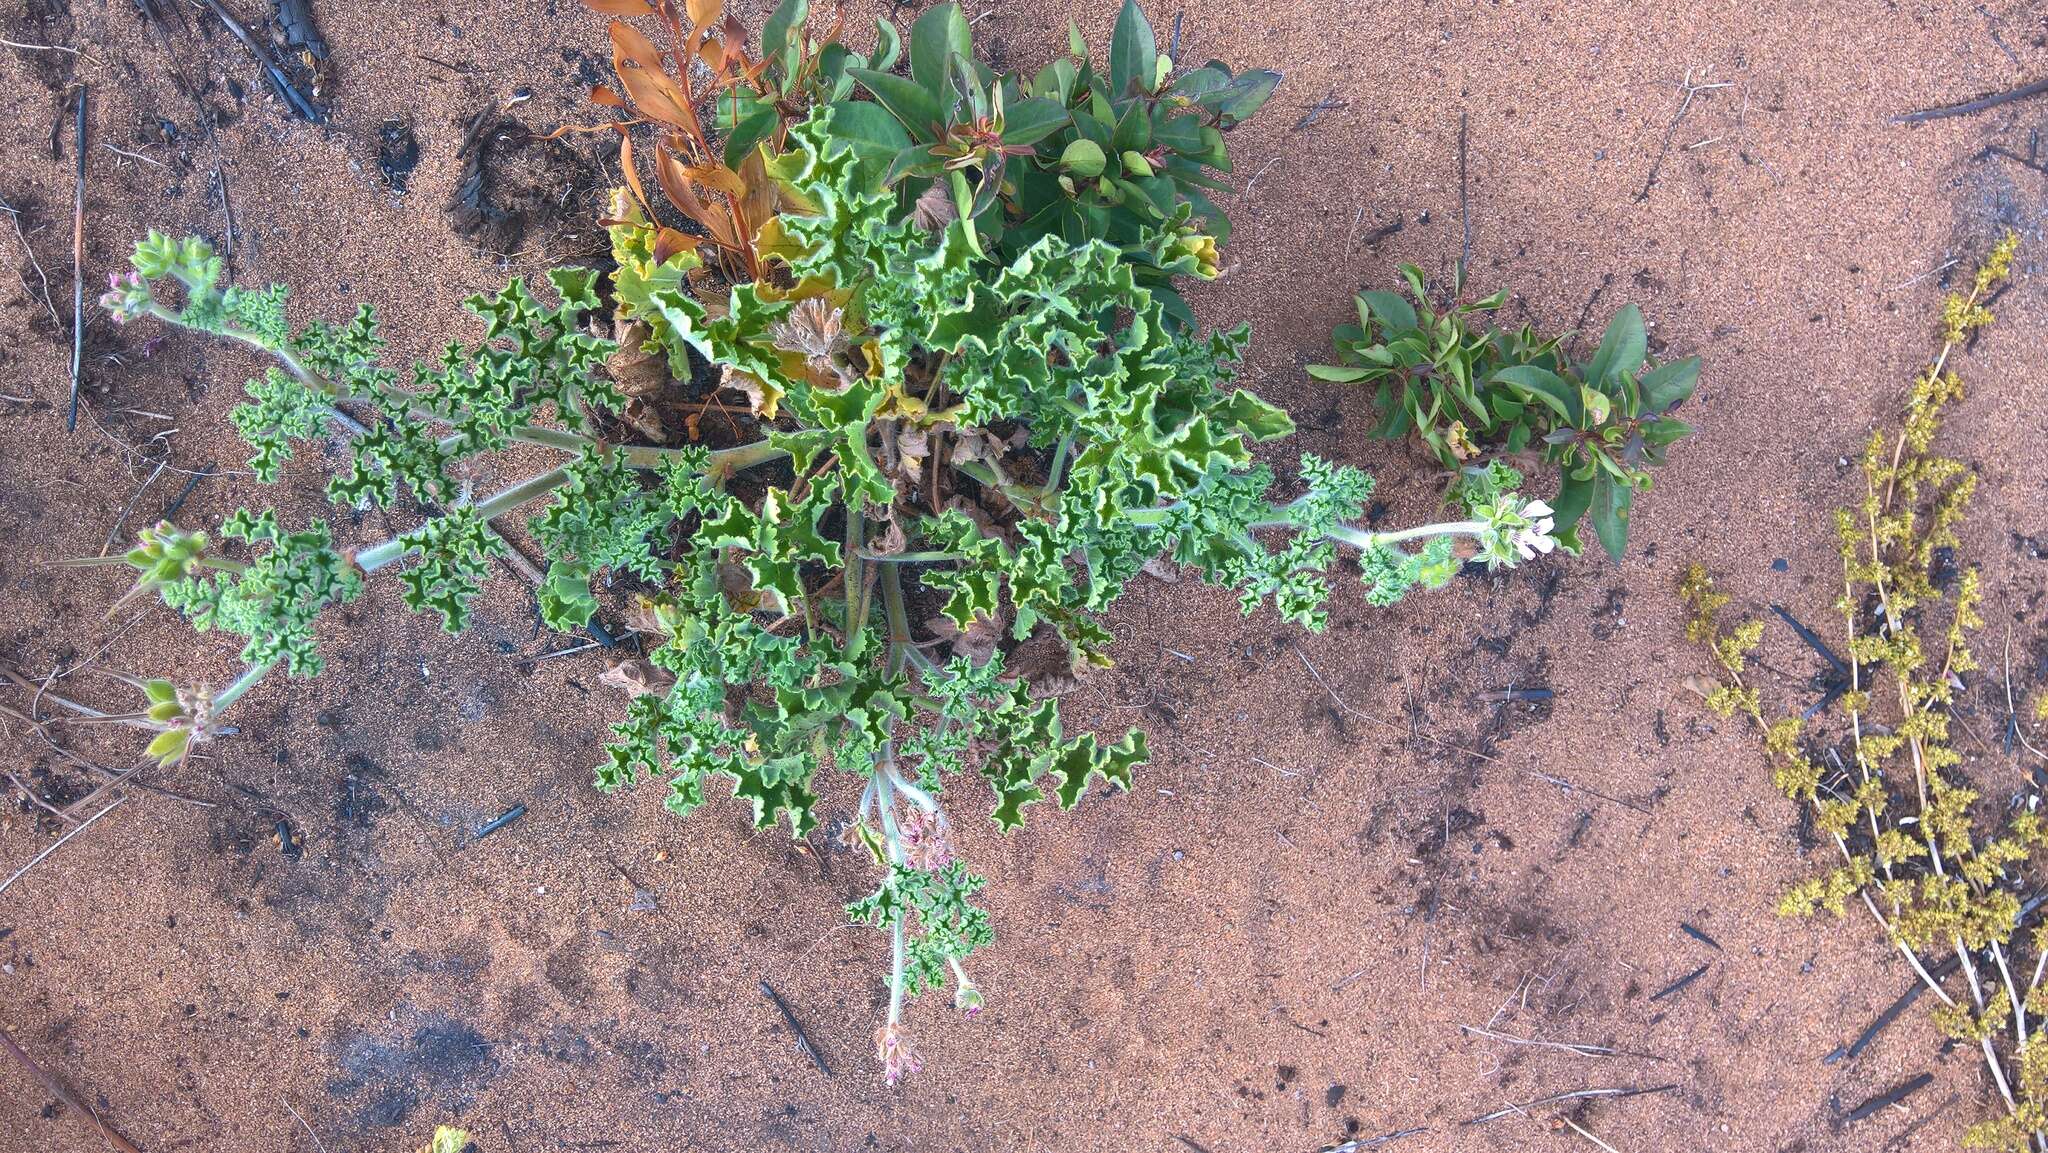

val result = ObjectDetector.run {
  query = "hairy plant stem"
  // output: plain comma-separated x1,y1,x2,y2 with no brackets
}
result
207,659,275,713
1325,519,1486,551
873,754,910,1031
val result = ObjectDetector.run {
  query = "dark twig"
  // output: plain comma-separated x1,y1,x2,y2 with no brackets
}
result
1355,214,1404,251
474,804,526,838
1770,604,1848,675
1823,977,1935,1065
68,83,86,432
0,1024,146,1153
1893,76,2048,124
760,980,831,1076
1648,962,1709,1002
1463,1084,1677,1126
197,0,324,122
1456,111,1471,288
1679,922,1722,951
159,462,216,521
1320,1128,1429,1152
1845,1073,1935,1121
1636,69,1728,203
1478,687,1553,703
1292,88,1346,131
1823,892,2046,1063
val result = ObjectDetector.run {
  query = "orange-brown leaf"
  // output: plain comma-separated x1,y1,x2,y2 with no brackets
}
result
685,163,748,199
653,227,701,265
696,34,725,72
685,0,723,33
656,162,732,250
589,83,626,108
608,18,663,70
737,146,776,238
619,134,652,216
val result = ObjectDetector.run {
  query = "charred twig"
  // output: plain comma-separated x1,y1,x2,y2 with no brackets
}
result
1824,974,1938,1064
1355,214,1403,251
1845,1072,1935,1121
1636,68,1729,203
1678,922,1722,951
1320,1128,1429,1152
1456,110,1472,287
159,462,215,521
0,1024,146,1153
197,0,324,122
1292,87,1346,131
1479,687,1553,703
1770,604,1848,675
68,83,86,432
760,980,832,1076
1894,76,2048,124
475,804,526,838
1648,963,1708,1002
1463,1084,1677,1126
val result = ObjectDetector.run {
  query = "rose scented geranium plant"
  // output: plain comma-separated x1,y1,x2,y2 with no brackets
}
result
82,0,1598,1082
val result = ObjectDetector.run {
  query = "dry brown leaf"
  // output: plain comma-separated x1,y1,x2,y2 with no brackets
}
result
600,659,675,698
926,613,1002,665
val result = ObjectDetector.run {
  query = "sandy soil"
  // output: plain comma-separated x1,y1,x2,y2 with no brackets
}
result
4,2,2048,1151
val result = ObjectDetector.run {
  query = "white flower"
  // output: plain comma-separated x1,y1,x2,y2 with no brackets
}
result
1511,499,1558,561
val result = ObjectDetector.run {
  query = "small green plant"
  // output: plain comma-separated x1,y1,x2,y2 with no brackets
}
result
1310,268,1698,558
86,5,1584,1084
829,0,1277,324
1683,235,2045,1150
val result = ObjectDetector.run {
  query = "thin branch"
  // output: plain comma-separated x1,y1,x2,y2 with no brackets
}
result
0,794,127,896
1460,1024,1661,1060
68,83,86,432
1462,1084,1677,1126
1894,76,2048,124
0,1025,146,1153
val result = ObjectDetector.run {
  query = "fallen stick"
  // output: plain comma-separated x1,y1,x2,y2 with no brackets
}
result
1463,1084,1677,1126
1320,1127,1428,1152
1648,962,1709,1002
0,1024,146,1153
196,0,323,122
1845,1072,1934,1122
0,794,126,896
1894,76,2048,124
68,83,86,432
760,980,831,1076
